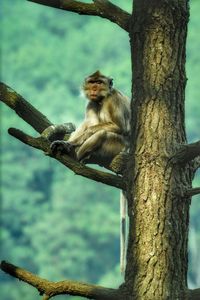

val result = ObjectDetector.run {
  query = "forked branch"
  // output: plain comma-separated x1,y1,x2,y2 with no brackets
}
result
0,82,125,189
0,82,52,133
0,261,122,300
8,127,125,189
27,0,131,31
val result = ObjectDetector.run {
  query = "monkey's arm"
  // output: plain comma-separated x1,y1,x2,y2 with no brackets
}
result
68,122,89,145
86,122,122,134
71,96,129,145
67,105,101,145
50,120,90,155
50,121,121,156
70,122,122,146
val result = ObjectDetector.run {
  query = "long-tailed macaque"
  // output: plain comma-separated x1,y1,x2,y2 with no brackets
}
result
51,70,130,166
51,71,130,273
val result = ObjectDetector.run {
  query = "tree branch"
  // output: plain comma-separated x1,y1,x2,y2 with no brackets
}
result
1,82,127,188
185,187,200,197
27,0,131,31
171,141,200,165
8,128,125,189
0,261,122,300
184,288,200,300
193,156,200,172
0,82,52,133
2,260,200,300
93,0,131,31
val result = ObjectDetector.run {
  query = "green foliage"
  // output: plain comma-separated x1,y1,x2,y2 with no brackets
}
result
186,0,200,287
186,0,200,142
1,0,200,299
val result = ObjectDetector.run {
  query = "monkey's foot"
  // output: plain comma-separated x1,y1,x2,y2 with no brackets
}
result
77,152,91,164
50,140,74,155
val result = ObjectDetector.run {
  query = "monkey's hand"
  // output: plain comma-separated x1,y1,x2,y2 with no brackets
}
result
50,140,74,155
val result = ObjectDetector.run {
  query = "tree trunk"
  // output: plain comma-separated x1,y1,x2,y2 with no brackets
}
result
124,1,192,299
2,0,200,299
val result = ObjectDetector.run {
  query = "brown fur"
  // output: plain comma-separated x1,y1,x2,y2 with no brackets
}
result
68,71,130,163
51,71,130,165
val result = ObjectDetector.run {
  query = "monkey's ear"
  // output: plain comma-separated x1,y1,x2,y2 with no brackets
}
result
109,78,113,88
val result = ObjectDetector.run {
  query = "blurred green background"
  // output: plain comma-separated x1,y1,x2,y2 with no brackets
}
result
0,0,200,299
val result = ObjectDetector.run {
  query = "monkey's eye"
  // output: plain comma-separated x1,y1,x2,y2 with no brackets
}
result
88,80,103,84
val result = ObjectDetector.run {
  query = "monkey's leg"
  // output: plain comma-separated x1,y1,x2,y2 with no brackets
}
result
76,130,107,161
50,125,90,155
68,129,95,146
50,128,95,158
81,132,126,165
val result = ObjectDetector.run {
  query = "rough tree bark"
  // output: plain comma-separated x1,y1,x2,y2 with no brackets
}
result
1,0,200,300
125,1,193,299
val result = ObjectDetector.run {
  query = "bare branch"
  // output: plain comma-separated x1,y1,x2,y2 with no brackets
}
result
184,288,200,300
0,82,52,133
186,187,200,197
2,260,200,300
193,156,200,172
1,82,127,187
8,128,125,189
27,0,131,31
0,261,122,300
171,141,200,165
92,0,131,31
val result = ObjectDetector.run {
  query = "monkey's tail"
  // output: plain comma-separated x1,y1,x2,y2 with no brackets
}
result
120,190,127,274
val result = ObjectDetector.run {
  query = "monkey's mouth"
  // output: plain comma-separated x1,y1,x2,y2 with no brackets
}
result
90,93,99,99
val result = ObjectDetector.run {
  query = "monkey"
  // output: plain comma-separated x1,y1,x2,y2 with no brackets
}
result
51,70,130,273
51,70,130,165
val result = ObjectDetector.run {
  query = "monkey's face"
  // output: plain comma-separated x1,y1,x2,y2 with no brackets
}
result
84,79,110,101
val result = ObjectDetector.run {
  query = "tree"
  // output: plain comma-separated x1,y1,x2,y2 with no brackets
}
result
1,0,200,299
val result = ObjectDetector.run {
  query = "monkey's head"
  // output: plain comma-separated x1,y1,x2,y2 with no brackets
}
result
83,70,113,102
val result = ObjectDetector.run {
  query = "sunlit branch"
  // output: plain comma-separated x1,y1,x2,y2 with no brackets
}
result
0,261,122,300
27,0,131,31
0,82,52,133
